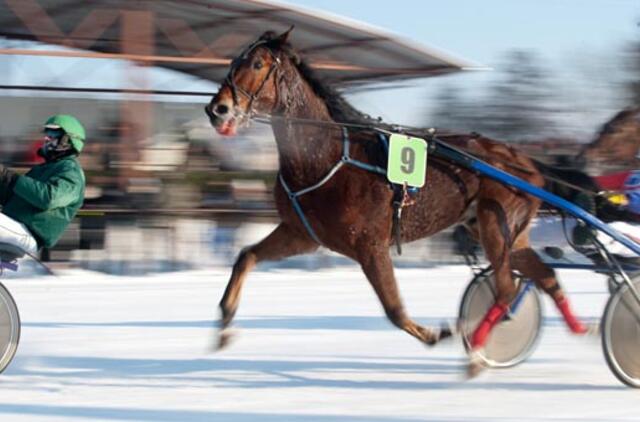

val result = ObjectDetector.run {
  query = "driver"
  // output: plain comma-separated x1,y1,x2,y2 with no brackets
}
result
0,114,86,255
592,170,640,256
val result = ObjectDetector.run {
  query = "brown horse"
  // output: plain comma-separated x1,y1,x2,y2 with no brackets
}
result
579,107,640,173
206,29,590,376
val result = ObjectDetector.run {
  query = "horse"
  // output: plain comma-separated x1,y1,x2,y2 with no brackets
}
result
578,108,640,173
544,108,640,223
205,28,591,376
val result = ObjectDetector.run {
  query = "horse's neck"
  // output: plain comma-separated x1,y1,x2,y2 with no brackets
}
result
272,82,342,189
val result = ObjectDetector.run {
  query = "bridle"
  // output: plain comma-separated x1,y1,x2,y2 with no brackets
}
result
206,39,281,122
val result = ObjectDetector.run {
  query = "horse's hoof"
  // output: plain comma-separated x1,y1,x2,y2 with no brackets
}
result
425,321,457,346
438,321,458,341
465,348,487,379
425,337,438,347
438,328,452,342
216,328,236,351
578,322,600,337
568,321,600,336
466,361,485,379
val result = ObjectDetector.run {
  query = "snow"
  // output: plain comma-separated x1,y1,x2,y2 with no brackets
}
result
0,265,638,421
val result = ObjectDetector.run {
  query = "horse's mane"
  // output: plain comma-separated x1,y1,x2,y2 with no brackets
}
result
596,107,640,138
265,34,385,127
295,59,397,169
294,60,383,126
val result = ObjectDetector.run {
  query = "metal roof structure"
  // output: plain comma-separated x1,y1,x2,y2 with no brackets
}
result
0,0,481,87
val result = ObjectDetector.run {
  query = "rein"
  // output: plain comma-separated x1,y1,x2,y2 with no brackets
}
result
254,114,603,198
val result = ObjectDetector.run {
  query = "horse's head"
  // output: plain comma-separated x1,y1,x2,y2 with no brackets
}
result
580,108,640,169
206,28,298,136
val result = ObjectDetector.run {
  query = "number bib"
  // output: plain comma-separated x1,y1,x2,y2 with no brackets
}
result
386,134,427,187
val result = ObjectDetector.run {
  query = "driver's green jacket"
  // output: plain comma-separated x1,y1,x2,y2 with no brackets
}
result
2,155,85,248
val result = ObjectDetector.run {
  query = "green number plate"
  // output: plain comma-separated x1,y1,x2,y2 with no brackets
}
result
387,134,427,187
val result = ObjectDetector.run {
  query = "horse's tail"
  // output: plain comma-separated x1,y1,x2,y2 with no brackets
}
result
532,159,640,223
532,159,601,210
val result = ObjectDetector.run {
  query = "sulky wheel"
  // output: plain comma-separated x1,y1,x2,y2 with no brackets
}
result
0,242,51,375
459,267,543,368
0,282,20,373
602,275,640,387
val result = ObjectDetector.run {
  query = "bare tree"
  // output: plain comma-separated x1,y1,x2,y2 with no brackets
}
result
430,84,481,133
428,50,561,142
626,40,640,107
476,50,559,141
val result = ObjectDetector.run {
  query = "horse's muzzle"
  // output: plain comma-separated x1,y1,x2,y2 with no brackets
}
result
204,104,219,126
205,104,239,137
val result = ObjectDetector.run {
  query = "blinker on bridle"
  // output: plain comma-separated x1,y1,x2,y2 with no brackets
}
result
207,39,281,122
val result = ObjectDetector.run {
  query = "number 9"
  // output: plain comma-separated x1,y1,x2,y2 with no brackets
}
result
400,147,415,174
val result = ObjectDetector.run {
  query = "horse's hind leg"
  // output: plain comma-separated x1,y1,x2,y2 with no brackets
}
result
510,237,589,334
468,198,519,355
217,223,317,349
358,247,448,346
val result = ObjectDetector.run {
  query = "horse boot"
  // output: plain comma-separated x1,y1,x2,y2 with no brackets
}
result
466,302,509,378
554,295,598,335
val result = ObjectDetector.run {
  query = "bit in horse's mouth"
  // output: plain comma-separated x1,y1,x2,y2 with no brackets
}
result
216,117,237,136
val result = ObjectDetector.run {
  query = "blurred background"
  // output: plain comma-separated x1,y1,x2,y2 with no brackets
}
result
0,0,638,274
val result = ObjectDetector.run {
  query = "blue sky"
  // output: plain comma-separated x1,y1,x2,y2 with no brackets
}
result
289,0,638,68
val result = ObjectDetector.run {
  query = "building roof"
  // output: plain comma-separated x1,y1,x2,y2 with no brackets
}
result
0,0,482,86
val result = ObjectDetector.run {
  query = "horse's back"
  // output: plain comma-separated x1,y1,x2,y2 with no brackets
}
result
401,133,543,243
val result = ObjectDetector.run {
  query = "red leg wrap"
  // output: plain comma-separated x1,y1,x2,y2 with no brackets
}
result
470,303,509,349
556,297,587,334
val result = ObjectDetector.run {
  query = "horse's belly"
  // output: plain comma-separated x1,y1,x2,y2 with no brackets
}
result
400,169,479,242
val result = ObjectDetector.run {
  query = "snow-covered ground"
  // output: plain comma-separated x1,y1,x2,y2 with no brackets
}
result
0,265,638,422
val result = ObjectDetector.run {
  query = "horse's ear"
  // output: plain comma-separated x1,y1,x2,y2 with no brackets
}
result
276,26,295,44
284,48,301,65
259,31,278,41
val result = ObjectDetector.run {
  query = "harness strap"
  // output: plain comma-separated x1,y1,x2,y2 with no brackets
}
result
392,196,403,255
279,174,323,244
279,128,387,246
378,131,412,255
341,128,386,175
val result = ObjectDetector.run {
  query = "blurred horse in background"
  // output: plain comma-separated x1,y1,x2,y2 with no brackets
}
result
579,108,640,174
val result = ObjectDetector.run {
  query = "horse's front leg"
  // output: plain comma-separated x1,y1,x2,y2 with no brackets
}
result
358,246,450,346
218,223,317,349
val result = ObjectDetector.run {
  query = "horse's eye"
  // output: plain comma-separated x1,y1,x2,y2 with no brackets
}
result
253,60,264,70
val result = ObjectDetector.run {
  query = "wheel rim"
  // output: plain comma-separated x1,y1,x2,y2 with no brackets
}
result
0,284,20,372
603,279,640,387
461,271,542,368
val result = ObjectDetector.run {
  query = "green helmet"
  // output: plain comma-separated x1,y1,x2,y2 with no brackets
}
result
43,114,86,152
